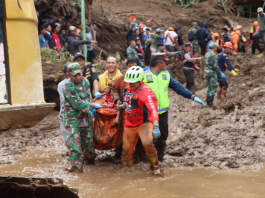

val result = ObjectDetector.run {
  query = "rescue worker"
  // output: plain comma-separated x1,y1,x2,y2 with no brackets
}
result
222,26,232,43
231,29,239,54
175,26,184,51
212,33,223,54
126,40,138,59
63,63,102,172
144,28,151,41
135,38,145,64
204,43,226,107
157,42,181,64
111,58,141,162
150,28,164,53
251,21,262,54
182,44,203,92
143,53,205,161
57,63,70,149
240,32,247,53
164,26,178,55
122,66,162,175
188,22,199,56
254,7,265,54
73,53,101,98
196,22,208,56
98,57,122,92
126,22,136,46
138,24,146,49
217,42,238,99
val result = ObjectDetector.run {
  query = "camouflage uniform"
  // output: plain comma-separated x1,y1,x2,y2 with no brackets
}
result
204,50,220,96
63,63,94,170
189,27,199,55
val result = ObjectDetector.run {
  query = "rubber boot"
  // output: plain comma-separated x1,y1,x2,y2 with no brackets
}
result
222,88,227,97
147,154,163,176
147,154,159,170
217,87,222,99
122,159,133,167
206,95,214,107
155,141,166,162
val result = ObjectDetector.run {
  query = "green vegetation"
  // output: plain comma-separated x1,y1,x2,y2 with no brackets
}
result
41,48,72,69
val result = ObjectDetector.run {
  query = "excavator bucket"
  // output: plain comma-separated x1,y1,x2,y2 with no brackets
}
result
233,0,263,5
0,0,55,130
0,176,79,198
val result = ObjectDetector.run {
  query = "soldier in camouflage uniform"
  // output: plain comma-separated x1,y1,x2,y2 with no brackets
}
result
204,42,226,107
63,63,102,172
188,22,199,56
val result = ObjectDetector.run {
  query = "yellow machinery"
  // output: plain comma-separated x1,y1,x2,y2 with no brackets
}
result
0,0,55,130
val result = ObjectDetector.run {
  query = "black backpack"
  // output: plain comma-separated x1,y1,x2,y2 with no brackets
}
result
188,30,194,41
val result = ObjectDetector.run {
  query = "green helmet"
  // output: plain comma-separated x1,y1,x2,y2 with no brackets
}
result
124,66,144,83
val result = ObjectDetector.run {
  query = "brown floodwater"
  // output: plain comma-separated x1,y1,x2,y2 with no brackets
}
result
0,147,265,198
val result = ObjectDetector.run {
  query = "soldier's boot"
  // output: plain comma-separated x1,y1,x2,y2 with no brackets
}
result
84,154,96,165
147,154,164,176
122,159,133,167
217,87,222,99
67,164,83,173
207,95,214,107
155,141,166,162
222,88,227,97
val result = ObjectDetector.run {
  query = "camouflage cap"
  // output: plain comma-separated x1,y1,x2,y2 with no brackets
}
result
209,42,218,49
67,63,81,76
192,22,197,26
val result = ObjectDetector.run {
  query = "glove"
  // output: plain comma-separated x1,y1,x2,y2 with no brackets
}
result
118,104,126,110
152,124,161,140
92,103,103,109
176,51,182,54
257,54,264,58
91,109,97,118
231,70,238,77
220,72,226,78
94,91,102,99
193,97,205,107
140,62,144,67
234,69,239,72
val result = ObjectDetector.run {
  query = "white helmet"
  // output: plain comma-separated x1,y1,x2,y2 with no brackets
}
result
69,26,76,31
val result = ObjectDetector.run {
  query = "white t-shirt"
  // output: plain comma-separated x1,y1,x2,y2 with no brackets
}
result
164,30,178,46
57,79,67,120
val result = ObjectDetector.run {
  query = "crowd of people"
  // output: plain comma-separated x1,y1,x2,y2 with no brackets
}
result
37,6,265,176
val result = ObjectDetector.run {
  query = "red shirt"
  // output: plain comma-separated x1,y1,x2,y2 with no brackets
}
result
52,32,61,52
124,82,158,128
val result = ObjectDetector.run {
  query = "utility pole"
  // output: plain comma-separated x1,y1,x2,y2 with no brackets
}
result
81,0,87,60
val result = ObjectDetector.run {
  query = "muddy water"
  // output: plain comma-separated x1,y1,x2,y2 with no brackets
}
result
0,147,265,198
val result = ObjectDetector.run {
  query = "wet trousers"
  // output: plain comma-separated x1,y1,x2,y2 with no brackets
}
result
60,120,69,150
192,41,199,56
66,126,95,169
199,41,207,56
206,75,218,96
122,122,157,162
183,69,195,91
232,44,238,53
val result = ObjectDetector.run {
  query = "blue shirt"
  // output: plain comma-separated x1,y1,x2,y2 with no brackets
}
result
218,51,235,72
144,34,151,41
86,32,93,51
39,35,46,48
44,32,53,49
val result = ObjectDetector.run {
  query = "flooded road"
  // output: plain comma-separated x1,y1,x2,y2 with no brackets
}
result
1,147,265,198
